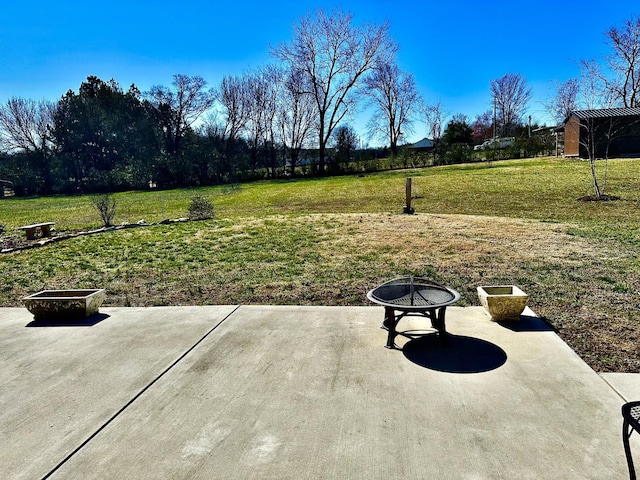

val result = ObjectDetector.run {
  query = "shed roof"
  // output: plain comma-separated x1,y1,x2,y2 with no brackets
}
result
408,137,434,149
571,108,640,119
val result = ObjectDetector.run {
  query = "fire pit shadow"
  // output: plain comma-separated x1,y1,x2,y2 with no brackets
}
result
402,334,507,373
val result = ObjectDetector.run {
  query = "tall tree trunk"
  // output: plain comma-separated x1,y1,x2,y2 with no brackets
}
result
318,144,326,174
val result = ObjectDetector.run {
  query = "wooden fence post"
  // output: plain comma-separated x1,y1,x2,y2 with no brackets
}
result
403,178,415,214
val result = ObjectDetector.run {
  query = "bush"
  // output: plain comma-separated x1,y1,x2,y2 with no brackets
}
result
92,193,117,227
441,144,473,165
188,195,215,220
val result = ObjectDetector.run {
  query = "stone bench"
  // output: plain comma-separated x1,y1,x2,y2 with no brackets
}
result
18,222,55,240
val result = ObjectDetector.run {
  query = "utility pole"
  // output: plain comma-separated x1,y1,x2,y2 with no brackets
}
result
493,97,497,140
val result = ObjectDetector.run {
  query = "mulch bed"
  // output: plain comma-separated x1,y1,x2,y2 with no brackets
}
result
578,194,621,202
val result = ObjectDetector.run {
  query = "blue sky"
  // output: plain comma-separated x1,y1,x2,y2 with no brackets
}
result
1,1,638,143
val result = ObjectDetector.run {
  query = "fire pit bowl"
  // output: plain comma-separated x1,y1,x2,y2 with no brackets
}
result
23,289,106,321
368,277,460,348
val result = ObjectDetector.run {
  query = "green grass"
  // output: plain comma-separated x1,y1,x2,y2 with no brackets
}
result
2,157,639,229
1,156,640,372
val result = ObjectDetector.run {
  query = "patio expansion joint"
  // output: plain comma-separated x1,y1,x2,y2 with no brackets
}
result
600,376,628,402
38,305,242,480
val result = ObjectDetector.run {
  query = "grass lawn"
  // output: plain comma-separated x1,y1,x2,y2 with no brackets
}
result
1,156,639,372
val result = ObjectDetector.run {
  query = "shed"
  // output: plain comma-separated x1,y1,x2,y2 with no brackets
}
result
564,108,640,158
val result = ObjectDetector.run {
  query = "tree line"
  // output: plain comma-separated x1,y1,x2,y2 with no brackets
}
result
0,9,637,196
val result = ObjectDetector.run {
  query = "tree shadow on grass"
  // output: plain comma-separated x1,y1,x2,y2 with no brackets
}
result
403,333,507,373
26,313,110,327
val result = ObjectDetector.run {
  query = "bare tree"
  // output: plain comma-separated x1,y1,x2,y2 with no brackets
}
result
579,71,617,110
92,193,117,227
277,69,316,176
422,100,447,161
233,66,284,177
261,65,283,177
272,8,396,173
567,110,638,199
546,78,580,124
0,97,55,154
573,58,632,199
147,74,215,156
216,75,250,142
210,74,251,181
0,97,56,192
243,69,271,175
364,61,420,156
581,14,640,108
490,73,531,136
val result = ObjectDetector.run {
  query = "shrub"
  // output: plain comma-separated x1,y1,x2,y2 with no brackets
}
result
440,144,473,165
92,193,117,227
188,195,215,220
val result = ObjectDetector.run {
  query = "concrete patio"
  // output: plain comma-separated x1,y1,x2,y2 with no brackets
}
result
0,304,637,479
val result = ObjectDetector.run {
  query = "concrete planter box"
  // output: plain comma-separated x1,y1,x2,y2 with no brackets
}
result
477,285,528,321
23,289,106,321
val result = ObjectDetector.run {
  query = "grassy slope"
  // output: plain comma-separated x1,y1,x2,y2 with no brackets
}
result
1,157,639,371
2,157,639,229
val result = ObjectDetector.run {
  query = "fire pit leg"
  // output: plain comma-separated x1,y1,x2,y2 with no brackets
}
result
384,307,398,349
430,306,448,346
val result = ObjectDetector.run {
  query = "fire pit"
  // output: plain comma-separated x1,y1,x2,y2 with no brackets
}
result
367,277,460,349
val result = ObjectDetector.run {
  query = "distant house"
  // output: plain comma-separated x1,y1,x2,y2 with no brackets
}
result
0,179,13,198
564,108,640,158
407,137,434,151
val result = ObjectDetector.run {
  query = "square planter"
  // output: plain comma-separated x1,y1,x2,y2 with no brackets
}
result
477,285,528,321
23,289,106,321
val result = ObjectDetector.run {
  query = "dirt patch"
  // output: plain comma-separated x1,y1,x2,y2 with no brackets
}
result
325,212,600,264
251,213,640,372
578,194,621,202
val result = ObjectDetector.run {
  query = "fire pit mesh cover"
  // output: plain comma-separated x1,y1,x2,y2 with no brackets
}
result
368,277,457,307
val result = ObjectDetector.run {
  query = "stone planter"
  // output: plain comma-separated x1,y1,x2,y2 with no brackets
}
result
477,285,528,321
23,289,106,321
